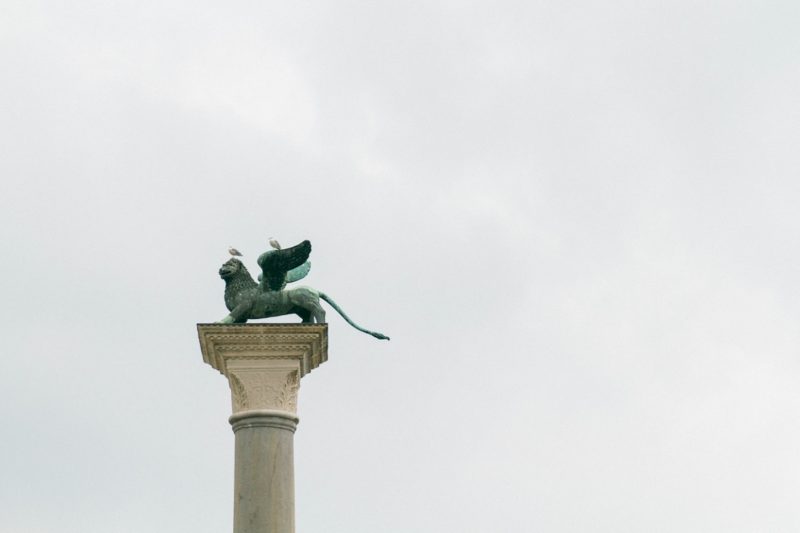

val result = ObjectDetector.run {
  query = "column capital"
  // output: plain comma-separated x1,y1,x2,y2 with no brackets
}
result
197,323,328,415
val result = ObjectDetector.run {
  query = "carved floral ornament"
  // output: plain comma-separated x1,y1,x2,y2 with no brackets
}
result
228,369,300,413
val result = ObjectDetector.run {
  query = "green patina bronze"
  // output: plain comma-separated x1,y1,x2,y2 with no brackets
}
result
216,240,389,340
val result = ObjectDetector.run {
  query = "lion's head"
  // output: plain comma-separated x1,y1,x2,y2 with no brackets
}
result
219,258,248,280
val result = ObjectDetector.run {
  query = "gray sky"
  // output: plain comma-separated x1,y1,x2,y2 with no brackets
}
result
2,1,800,532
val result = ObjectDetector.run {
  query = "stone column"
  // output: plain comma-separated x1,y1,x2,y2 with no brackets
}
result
197,323,328,533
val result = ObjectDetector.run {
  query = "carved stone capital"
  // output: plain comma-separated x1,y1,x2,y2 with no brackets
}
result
197,323,328,415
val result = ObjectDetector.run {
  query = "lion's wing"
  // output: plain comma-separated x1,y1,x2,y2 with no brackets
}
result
286,261,311,284
257,240,312,291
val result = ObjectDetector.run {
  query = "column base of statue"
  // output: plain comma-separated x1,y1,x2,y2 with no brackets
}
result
197,324,328,533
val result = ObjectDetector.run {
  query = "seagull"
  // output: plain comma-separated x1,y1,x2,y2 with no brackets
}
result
228,246,243,257
269,238,281,250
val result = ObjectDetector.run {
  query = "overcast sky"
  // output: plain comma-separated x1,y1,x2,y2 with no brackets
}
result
2,1,800,532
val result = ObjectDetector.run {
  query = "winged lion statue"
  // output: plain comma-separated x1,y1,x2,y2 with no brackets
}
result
216,240,389,340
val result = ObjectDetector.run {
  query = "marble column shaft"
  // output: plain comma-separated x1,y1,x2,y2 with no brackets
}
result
230,411,298,533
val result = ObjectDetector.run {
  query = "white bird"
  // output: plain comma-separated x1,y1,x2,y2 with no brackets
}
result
228,246,243,257
269,238,281,250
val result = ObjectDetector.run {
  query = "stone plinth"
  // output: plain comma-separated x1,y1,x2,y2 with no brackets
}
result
197,323,328,533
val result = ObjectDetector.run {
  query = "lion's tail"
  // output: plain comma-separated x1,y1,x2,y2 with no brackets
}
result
318,292,390,341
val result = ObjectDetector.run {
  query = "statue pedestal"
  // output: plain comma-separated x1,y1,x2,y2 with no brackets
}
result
197,323,328,533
